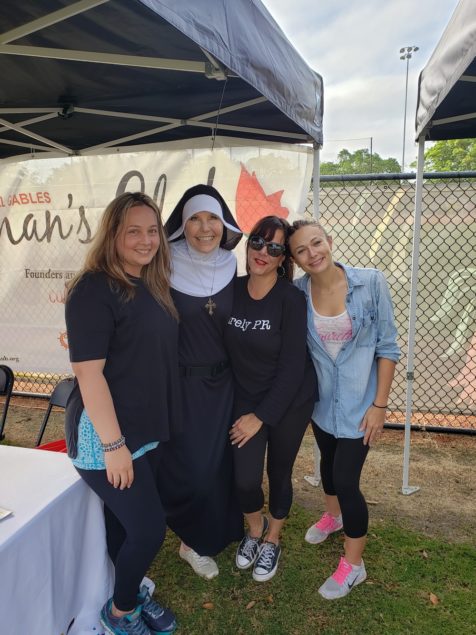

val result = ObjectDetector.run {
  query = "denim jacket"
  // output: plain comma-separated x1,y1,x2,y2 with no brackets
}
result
294,263,400,438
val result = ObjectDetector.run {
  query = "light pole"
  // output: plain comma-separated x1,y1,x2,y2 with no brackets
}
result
400,46,419,171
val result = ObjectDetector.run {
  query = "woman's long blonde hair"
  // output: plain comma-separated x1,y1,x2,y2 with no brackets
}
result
68,192,177,318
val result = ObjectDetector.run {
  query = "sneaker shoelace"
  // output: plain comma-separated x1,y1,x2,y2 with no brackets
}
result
114,610,150,635
241,535,260,559
192,552,213,566
315,512,336,531
256,543,276,569
143,595,165,620
331,557,353,585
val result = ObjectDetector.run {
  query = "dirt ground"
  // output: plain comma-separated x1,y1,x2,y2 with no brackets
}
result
2,396,475,545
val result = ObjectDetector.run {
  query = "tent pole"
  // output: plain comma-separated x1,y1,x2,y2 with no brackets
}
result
304,141,322,488
312,142,321,220
402,134,425,495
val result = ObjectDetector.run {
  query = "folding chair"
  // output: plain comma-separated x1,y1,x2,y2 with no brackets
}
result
0,365,14,440
35,378,75,447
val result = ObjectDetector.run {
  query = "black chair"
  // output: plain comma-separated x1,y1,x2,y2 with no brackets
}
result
0,365,14,440
35,378,75,447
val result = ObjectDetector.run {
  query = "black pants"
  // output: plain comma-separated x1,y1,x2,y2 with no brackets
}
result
312,424,369,538
233,398,314,520
77,447,166,612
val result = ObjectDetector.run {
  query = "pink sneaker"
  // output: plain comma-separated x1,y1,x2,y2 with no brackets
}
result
318,556,367,600
304,512,343,544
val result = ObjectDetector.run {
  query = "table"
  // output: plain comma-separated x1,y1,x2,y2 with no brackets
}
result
0,445,113,635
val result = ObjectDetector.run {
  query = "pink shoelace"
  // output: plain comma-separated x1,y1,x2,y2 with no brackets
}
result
331,557,353,585
315,512,339,531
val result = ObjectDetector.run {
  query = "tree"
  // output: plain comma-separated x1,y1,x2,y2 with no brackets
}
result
320,148,400,176
417,139,476,172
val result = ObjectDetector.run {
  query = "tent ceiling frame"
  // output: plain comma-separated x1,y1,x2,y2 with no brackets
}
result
0,117,71,153
0,0,230,76
0,44,208,73
83,107,308,153
0,0,110,44
0,138,54,152
0,113,58,133
433,111,476,126
0,95,308,156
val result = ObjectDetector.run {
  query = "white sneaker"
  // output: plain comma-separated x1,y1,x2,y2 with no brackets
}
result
318,556,367,600
179,545,219,579
305,512,343,544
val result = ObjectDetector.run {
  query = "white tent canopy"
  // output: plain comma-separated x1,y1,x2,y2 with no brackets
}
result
415,0,476,141
403,0,476,494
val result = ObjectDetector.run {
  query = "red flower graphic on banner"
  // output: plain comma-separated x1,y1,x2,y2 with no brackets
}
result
235,165,289,233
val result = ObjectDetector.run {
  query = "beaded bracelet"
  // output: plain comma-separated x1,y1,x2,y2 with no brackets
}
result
372,402,388,409
101,435,126,452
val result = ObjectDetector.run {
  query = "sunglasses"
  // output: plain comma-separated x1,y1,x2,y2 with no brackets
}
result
248,235,286,257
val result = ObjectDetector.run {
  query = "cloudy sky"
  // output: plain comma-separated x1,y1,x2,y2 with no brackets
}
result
263,0,460,168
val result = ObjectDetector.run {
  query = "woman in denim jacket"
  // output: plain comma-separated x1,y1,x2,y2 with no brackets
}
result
289,219,400,601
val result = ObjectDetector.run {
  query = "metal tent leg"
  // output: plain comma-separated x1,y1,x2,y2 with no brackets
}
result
304,440,321,487
401,135,426,496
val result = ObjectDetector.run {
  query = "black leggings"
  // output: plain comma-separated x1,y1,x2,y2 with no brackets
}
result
77,448,166,612
233,398,314,520
312,425,369,539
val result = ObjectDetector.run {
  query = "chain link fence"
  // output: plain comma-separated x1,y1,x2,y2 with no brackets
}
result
304,172,476,432
5,171,476,432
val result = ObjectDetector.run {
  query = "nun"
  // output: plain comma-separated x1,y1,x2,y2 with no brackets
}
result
159,184,244,579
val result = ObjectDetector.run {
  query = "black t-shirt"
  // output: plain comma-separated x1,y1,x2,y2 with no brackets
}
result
224,276,317,426
65,271,181,456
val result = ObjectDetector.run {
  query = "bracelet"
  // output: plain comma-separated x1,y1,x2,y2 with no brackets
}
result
372,402,388,409
101,435,126,452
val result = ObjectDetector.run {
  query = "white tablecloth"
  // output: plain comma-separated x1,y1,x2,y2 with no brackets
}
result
0,445,113,635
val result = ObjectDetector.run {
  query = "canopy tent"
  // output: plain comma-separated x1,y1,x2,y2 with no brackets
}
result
415,0,476,141
402,0,476,494
0,0,323,162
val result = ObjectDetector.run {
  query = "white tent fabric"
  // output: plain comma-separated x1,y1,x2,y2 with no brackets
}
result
415,0,476,140
403,0,476,495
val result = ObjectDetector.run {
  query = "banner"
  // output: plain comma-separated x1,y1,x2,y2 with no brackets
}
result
0,140,312,376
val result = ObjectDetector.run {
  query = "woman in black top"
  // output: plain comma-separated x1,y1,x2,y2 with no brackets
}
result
224,215,317,582
65,192,179,635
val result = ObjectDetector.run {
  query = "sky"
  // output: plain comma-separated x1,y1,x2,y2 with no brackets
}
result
262,0,460,169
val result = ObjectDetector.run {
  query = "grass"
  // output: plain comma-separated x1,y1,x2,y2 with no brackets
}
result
148,505,475,635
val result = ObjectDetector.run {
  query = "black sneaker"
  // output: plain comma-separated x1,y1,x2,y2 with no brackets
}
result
137,585,177,634
252,541,281,582
235,515,269,570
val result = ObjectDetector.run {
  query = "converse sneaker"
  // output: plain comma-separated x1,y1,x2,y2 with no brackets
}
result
179,545,219,579
318,556,367,600
305,512,343,544
137,585,177,634
235,515,269,569
100,598,151,635
252,541,281,582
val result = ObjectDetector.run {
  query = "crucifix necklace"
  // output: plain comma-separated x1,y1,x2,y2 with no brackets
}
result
185,243,218,316
204,297,217,316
